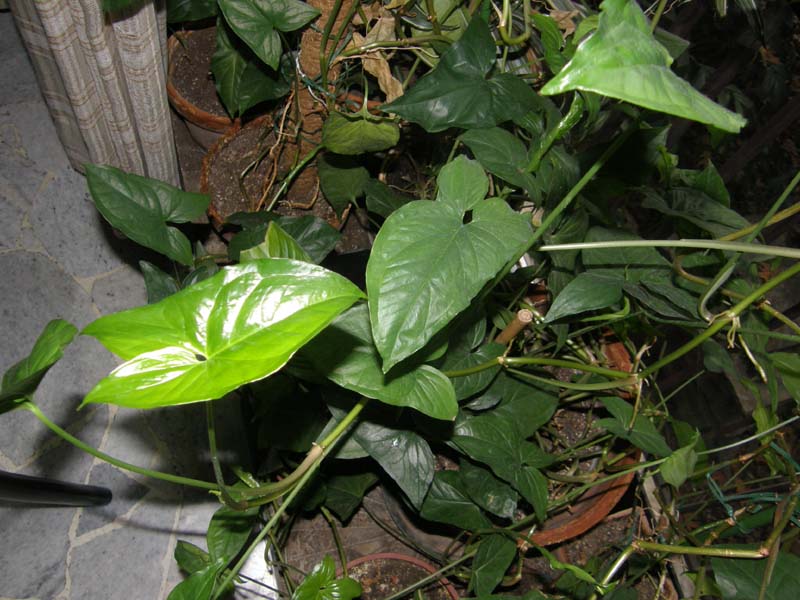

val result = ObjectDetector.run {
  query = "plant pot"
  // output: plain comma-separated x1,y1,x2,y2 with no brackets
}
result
167,27,236,150
341,553,459,600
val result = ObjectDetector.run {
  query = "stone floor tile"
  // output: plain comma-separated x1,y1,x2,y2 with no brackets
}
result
0,8,41,106
75,462,149,538
90,264,147,314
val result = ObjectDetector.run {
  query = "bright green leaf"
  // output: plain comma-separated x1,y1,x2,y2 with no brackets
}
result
367,194,532,371
167,560,224,600
540,0,746,132
240,221,312,263
1,319,78,411
471,534,517,596
292,555,361,600
772,352,800,404
322,112,400,155
436,156,489,213
660,436,699,488
174,541,211,575
86,164,209,266
302,305,458,421
82,260,364,409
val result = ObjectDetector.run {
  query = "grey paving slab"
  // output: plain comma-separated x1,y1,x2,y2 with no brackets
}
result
75,462,149,538
90,264,147,314
0,7,40,106
0,174,27,250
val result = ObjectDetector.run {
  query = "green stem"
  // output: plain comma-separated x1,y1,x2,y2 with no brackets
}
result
320,505,349,576
507,367,636,392
425,0,443,36
527,94,584,172
633,539,767,558
22,401,218,491
721,201,800,241
502,356,632,379
529,124,636,247
381,551,476,600
649,0,669,32
265,145,323,212
206,401,247,509
319,0,344,91
541,239,800,260
639,261,800,379
497,0,531,46
697,415,800,456
339,35,452,57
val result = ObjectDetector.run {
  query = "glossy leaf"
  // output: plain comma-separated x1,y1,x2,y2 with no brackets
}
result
140,261,180,304
1,319,77,410
461,128,538,195
712,551,800,600
420,470,492,531
82,260,365,409
174,541,210,575
303,305,458,420
459,460,518,520
167,0,217,23
207,506,258,563
471,534,517,596
322,112,400,155
598,396,671,457
352,419,434,509
442,342,504,401
544,272,623,322
317,154,370,217
86,164,209,266
218,0,319,69
367,165,532,371
292,556,361,600
436,156,489,213
382,18,536,131
660,436,698,488
540,0,746,132
364,179,413,218
229,213,341,263
488,373,558,438
241,221,312,263
167,560,224,600
324,472,378,522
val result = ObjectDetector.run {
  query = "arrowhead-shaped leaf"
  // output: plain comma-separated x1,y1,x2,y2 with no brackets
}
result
1,319,78,411
292,556,361,600
420,470,492,530
240,221,312,262
303,305,457,420
540,0,746,132
367,160,532,371
82,260,365,409
86,164,209,266
471,534,517,596
322,112,400,155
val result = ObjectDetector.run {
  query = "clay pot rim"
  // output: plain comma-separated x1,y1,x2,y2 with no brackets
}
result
167,28,237,133
341,552,459,600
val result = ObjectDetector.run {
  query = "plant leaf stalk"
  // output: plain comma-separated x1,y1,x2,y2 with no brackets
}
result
527,94,584,172
540,239,800,260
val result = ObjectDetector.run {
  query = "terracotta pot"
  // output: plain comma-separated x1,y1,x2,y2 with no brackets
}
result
341,553,459,600
167,27,236,149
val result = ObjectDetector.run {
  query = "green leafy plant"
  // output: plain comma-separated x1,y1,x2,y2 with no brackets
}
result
12,1,800,599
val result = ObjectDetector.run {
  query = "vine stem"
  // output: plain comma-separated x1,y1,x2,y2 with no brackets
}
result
442,355,631,379
21,401,219,491
540,239,800,260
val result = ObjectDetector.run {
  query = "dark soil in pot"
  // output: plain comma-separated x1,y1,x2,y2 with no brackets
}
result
344,553,459,600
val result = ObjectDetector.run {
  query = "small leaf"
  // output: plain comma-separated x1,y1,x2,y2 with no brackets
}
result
317,154,370,217
324,472,378,522
1,320,78,410
167,560,224,600
174,541,211,575
86,164,209,266
207,506,258,563
241,221,312,262
544,272,623,322
435,156,489,213
459,461,518,520
461,127,538,194
540,0,746,132
292,555,361,600
364,179,413,218
82,260,364,409
167,0,218,23
471,534,517,596
420,470,492,531
322,112,400,155
660,438,698,488
140,261,180,304
598,396,671,457
771,352,800,404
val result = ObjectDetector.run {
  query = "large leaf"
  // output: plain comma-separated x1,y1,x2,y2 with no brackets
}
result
322,112,400,155
82,260,364,409
352,419,435,509
544,272,623,322
218,0,320,69
367,161,532,371
712,551,800,600
167,0,218,23
1,320,78,411
292,556,361,600
540,0,746,132
240,221,312,263
420,470,492,531
597,396,671,457
86,164,209,266
471,534,517,596
382,18,536,131
302,305,458,420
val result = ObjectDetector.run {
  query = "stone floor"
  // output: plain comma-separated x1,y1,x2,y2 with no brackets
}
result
0,12,267,600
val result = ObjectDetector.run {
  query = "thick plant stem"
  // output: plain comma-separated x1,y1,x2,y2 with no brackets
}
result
22,401,219,491
541,239,800,260
527,94,584,172
206,401,247,509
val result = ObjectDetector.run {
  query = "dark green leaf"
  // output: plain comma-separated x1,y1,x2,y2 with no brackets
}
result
702,340,736,375
461,128,538,194
1,320,78,410
367,175,532,371
302,305,458,420
317,154,370,217
207,506,258,563
459,461,518,520
442,342,504,401
772,352,800,404
472,593,548,600
174,541,211,575
487,373,558,438
471,534,517,596
364,179,413,218
435,156,489,213
292,555,362,600
82,260,364,409
140,261,180,304
531,13,566,74
167,560,224,600
353,420,434,509
167,0,218,23
322,112,400,155
712,551,800,600
86,164,209,266
324,472,378,522
102,0,140,11
240,221,312,262
598,396,671,457
544,272,623,322
660,434,698,488
540,0,746,132
641,189,749,237
420,470,492,531
277,215,342,263
382,18,536,131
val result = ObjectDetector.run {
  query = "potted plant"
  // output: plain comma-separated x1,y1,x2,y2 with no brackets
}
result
7,1,800,599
